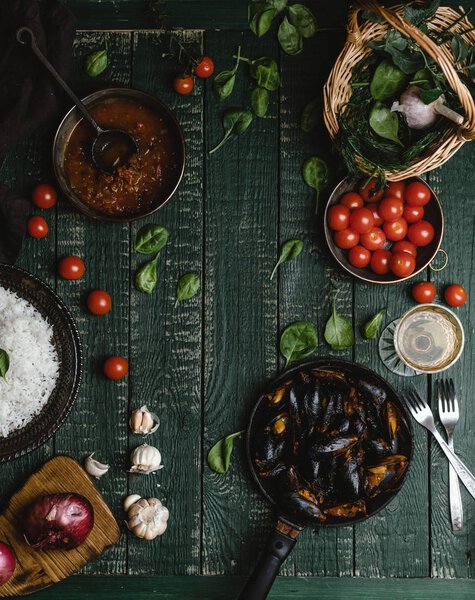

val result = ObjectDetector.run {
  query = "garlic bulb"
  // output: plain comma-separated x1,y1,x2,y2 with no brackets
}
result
84,453,110,478
129,444,164,474
126,496,169,540
129,405,160,436
391,85,463,130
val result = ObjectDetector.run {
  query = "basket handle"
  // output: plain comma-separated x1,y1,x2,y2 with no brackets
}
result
347,0,475,140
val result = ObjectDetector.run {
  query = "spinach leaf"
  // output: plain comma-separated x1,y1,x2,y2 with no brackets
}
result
302,156,329,202
288,4,317,38
278,16,303,55
175,272,200,306
410,67,433,89
251,86,269,117
324,299,354,350
85,48,108,77
451,34,469,64
249,58,280,91
0,349,9,380
420,88,444,104
280,321,317,367
270,239,303,279
369,102,403,146
370,60,407,101
363,309,385,340
300,98,321,132
404,0,441,25
209,109,253,155
207,431,243,474
214,46,242,100
369,32,424,75
250,6,277,37
134,224,169,254
135,253,160,294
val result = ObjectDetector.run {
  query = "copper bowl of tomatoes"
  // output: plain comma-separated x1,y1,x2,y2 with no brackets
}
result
324,177,444,284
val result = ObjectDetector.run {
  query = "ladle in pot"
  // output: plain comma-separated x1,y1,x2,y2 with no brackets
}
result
16,27,138,175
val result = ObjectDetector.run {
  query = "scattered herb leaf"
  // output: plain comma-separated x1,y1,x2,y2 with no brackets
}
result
369,102,403,146
300,98,321,132
134,224,169,255
280,321,317,367
324,298,354,350
249,57,280,91
207,431,243,474
288,4,317,38
251,86,269,117
85,48,108,77
278,16,303,55
214,46,242,100
175,272,200,306
270,239,303,279
250,6,277,37
302,156,329,202
209,109,253,154
363,309,385,340
135,253,160,294
0,349,9,380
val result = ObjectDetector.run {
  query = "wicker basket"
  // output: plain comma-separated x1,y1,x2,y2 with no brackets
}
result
323,0,475,181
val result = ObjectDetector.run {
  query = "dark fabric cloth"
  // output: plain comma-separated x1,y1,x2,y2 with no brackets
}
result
0,0,76,264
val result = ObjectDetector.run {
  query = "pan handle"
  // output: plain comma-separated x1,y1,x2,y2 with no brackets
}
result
237,520,300,600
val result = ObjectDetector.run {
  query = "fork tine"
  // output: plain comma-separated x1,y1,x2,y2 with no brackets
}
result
436,379,443,412
440,379,447,413
444,379,452,412
449,378,456,411
410,386,425,411
401,394,415,416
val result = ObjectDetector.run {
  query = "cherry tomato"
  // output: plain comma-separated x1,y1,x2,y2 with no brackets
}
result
173,74,194,95
87,290,112,316
370,249,392,275
383,218,408,242
327,204,350,231
412,282,436,303
103,356,129,380
403,204,424,223
444,284,467,307
340,192,364,210
370,205,384,227
405,181,431,206
360,226,386,251
384,181,405,200
378,196,404,222
32,183,57,209
27,216,48,238
407,220,435,247
348,245,371,268
334,228,360,249
390,252,416,278
349,207,374,234
194,56,214,78
392,240,417,257
58,256,85,280
359,180,384,203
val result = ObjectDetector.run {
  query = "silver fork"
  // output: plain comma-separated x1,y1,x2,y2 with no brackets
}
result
402,387,475,500
438,379,463,531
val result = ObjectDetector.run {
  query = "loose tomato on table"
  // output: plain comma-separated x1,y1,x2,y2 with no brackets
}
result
444,284,467,307
412,282,436,303
407,220,435,246
384,181,405,200
32,183,57,209
405,181,431,206
173,74,194,95
194,56,214,78
58,256,85,280
340,192,364,210
383,218,408,242
334,228,360,249
349,207,374,234
359,179,384,203
348,245,371,268
370,249,392,275
87,290,112,316
390,252,416,278
403,204,424,223
327,204,350,231
28,216,48,238
378,197,404,222
360,227,386,251
392,240,417,257
103,356,128,380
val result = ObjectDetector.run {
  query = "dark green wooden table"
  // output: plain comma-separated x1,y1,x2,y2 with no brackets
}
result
1,1,475,597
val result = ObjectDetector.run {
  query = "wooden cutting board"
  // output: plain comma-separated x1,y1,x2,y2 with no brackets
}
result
0,456,120,596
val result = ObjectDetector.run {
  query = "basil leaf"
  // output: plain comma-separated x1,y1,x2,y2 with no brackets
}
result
404,0,441,25
249,58,280,91
175,272,200,306
134,224,169,254
302,156,329,202
135,254,160,294
214,46,241,100
209,109,253,155
410,67,433,90
370,60,407,101
324,299,354,350
280,321,317,367
300,98,321,132
278,16,303,55
288,4,317,39
363,309,385,340
369,102,403,147
207,431,243,474
451,34,469,64
85,48,108,77
251,86,269,117
0,349,10,380
420,88,444,104
270,239,303,279
253,7,277,36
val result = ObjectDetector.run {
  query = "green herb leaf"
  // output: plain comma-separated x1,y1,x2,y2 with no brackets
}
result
85,48,108,77
207,431,243,474
324,299,354,350
254,7,277,36
248,0,287,35
278,16,303,55
209,109,253,155
134,225,169,255
213,47,242,100
302,156,329,202
300,98,321,132
0,349,10,380
451,34,469,64
370,60,407,101
369,102,403,147
135,254,160,294
288,4,317,38
280,321,317,367
404,0,441,25
420,88,444,104
363,309,385,340
410,67,433,90
175,272,200,306
251,86,269,117
270,239,303,279
249,57,280,91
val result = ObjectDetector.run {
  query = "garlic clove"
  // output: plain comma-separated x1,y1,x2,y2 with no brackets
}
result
84,453,110,478
123,494,142,512
129,405,160,436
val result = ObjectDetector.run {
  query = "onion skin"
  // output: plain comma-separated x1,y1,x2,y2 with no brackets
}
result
23,493,94,551
0,542,16,585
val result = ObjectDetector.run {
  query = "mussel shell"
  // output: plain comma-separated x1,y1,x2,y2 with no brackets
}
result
280,491,326,523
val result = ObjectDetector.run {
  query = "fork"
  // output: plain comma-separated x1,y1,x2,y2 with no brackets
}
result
402,387,475,500
438,379,463,531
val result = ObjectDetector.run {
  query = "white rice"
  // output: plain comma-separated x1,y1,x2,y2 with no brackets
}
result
0,285,59,437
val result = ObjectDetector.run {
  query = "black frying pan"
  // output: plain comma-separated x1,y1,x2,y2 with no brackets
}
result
237,358,413,600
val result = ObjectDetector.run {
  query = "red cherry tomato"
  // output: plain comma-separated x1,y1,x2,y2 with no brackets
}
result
360,226,386,251
194,56,214,78
87,290,112,316
384,181,405,200
444,284,467,307
405,181,431,206
27,216,48,238
348,245,371,268
407,220,435,247
370,249,392,275
103,356,129,380
32,183,57,209
392,240,417,257
173,74,194,95
383,218,408,242
370,205,384,227
327,204,350,231
403,204,424,223
412,282,436,303
334,228,360,249
58,256,85,280
390,252,416,278
340,192,364,210
378,196,404,222
359,180,384,203
349,207,374,234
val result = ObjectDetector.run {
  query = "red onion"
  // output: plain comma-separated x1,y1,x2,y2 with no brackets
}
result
0,542,16,585
23,493,94,551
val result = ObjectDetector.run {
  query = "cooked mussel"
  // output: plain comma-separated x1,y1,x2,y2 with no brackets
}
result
280,490,326,523
310,434,358,458
323,499,366,519
365,454,408,498
267,382,290,406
